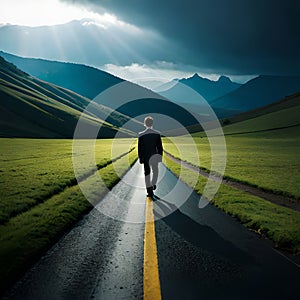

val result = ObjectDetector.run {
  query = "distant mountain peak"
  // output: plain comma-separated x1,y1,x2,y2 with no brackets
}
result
192,73,200,78
173,72,241,102
218,75,232,83
187,73,211,82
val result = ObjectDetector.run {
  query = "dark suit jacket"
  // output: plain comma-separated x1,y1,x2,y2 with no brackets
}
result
138,128,163,164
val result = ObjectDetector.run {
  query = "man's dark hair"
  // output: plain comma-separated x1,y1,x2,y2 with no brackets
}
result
144,116,153,128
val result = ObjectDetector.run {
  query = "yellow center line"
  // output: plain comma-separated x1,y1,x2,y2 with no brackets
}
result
144,197,162,300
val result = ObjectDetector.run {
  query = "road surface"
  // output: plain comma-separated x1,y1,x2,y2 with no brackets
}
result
4,162,300,299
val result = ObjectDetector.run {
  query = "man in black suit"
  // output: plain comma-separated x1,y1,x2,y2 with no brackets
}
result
138,116,163,198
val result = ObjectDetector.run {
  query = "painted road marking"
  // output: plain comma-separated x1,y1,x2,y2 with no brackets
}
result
144,197,162,300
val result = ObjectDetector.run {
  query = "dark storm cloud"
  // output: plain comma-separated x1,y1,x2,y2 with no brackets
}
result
62,0,300,75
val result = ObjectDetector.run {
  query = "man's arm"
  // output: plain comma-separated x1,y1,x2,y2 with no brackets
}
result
157,135,163,155
138,135,144,164
156,134,163,161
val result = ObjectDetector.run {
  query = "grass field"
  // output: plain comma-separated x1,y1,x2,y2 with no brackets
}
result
0,138,137,293
163,126,300,199
0,138,136,224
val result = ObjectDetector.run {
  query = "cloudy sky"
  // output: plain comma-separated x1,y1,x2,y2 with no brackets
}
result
1,0,299,84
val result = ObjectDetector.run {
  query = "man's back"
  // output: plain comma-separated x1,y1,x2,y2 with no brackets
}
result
138,128,163,163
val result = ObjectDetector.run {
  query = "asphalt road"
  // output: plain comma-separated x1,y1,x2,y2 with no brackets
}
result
4,162,300,300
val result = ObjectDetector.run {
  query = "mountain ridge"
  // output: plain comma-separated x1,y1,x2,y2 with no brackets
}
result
211,74,300,112
178,73,242,101
158,73,242,118
0,51,123,100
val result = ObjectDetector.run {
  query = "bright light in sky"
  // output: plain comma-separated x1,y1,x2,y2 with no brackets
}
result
0,0,257,84
0,0,117,27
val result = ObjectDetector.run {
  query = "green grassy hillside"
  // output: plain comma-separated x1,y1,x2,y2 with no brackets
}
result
0,51,123,100
162,92,300,136
0,57,134,138
222,92,300,135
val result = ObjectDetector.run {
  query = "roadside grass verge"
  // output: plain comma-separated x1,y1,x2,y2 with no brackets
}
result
0,138,135,223
162,130,300,199
164,155,300,254
0,146,137,295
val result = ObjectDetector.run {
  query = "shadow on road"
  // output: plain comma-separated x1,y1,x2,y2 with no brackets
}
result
153,197,253,266
152,194,300,300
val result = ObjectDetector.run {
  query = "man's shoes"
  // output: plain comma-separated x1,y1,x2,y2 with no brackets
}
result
146,186,153,198
147,185,157,199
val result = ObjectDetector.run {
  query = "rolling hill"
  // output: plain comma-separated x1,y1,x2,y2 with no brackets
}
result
221,92,300,136
185,92,300,137
0,56,135,138
0,51,123,100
